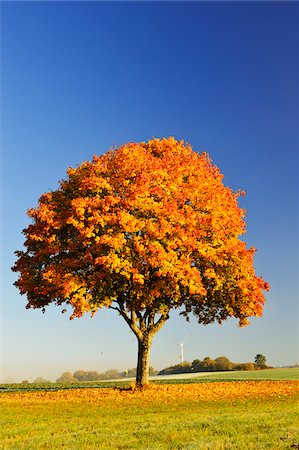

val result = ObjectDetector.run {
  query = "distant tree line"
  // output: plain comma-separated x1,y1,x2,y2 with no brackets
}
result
158,354,269,375
55,367,158,383
29,354,269,384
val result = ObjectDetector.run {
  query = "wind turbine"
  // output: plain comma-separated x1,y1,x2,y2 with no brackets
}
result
174,335,191,363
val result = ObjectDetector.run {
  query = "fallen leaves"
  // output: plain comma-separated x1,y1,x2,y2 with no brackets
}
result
1,381,297,404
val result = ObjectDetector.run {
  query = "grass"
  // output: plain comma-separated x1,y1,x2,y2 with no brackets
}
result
0,379,126,392
1,369,298,449
1,391,298,449
158,367,299,384
199,367,299,380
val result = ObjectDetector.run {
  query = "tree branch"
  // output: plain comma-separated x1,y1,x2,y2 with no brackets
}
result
151,312,170,334
108,305,120,312
147,310,155,329
130,310,143,340
108,304,142,339
110,303,168,340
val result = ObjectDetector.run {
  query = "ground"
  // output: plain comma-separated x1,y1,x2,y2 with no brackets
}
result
1,368,298,449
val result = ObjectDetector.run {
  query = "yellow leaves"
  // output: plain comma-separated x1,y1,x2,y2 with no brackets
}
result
28,233,44,242
42,267,57,283
132,271,145,285
225,305,234,316
239,317,250,327
117,210,140,233
97,233,126,250
95,252,132,279
187,278,206,296
2,381,297,404
62,277,82,298
67,166,76,177
71,197,87,217
82,174,112,193
204,268,216,279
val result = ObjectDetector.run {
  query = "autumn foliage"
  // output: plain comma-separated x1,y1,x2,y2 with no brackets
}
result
13,137,269,384
1,382,296,404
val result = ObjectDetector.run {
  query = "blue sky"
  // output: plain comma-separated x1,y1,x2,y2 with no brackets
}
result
1,1,298,382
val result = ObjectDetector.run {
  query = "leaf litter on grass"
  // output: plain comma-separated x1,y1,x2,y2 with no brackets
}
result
0,380,297,404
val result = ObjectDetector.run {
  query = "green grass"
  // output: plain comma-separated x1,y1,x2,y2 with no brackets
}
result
0,380,127,392
200,367,299,380
158,368,299,384
1,394,298,449
1,368,298,449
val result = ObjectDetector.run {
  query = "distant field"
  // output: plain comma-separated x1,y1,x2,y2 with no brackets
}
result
1,369,298,449
201,367,299,380
0,367,298,392
157,367,299,384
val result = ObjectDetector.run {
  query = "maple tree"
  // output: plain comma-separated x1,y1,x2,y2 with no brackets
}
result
12,137,269,386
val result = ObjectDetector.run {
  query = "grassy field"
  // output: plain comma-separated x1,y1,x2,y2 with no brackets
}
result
163,367,299,383
1,369,298,449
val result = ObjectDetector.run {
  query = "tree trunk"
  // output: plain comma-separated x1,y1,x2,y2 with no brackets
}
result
136,334,153,386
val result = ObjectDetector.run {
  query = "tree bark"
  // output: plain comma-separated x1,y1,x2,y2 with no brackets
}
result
136,334,153,386
110,305,170,386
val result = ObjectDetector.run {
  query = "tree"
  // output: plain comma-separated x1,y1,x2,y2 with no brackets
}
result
56,372,78,383
12,138,270,386
122,368,137,378
191,357,215,372
159,362,192,375
33,377,51,383
214,356,232,371
234,362,255,371
84,370,101,381
149,366,158,376
201,357,215,371
73,370,88,381
255,354,267,369
191,359,203,372
99,369,121,380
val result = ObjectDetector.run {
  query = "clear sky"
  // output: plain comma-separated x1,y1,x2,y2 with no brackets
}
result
1,1,298,382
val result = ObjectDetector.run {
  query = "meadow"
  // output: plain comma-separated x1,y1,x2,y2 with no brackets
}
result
1,368,298,449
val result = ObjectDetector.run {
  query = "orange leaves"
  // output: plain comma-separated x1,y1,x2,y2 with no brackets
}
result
1,381,297,404
132,270,145,285
204,268,217,279
12,137,269,325
117,210,141,234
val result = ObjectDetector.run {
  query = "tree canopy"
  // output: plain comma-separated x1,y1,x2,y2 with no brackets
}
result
13,137,270,385
255,354,267,369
